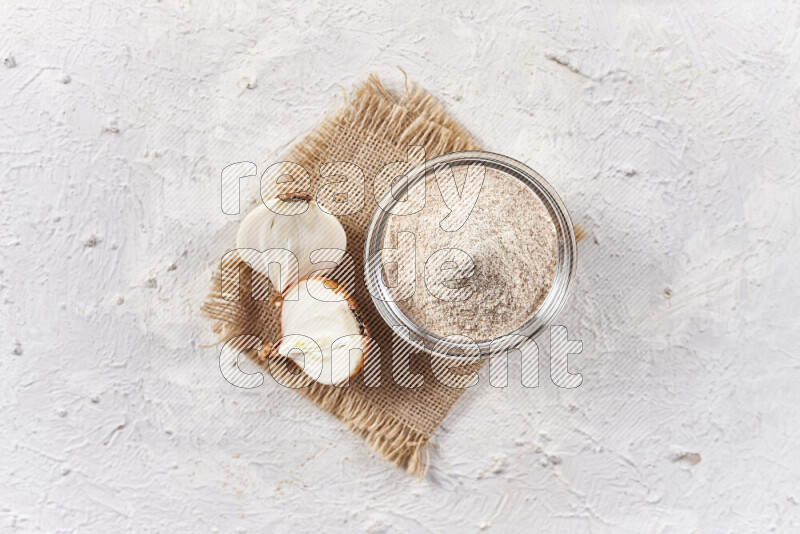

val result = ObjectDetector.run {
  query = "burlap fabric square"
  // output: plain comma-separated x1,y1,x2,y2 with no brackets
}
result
203,74,567,477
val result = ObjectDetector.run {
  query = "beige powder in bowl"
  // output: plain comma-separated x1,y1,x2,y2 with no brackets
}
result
382,164,558,342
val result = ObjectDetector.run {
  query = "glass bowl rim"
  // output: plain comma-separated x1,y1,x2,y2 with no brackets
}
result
363,150,577,359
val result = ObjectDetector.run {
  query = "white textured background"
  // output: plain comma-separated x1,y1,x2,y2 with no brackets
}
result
2,1,799,532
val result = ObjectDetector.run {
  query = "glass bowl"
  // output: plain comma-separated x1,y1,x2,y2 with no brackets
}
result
364,150,577,359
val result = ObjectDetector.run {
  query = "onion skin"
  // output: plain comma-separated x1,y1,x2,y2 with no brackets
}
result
277,192,314,203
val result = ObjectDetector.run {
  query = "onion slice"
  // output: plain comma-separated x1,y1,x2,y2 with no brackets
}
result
273,278,369,386
236,197,346,292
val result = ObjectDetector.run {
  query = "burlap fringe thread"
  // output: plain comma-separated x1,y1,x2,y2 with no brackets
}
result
204,267,431,477
289,74,482,170
203,74,584,477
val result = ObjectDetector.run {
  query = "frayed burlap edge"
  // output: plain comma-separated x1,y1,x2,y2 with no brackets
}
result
287,73,482,171
289,377,431,477
203,272,433,477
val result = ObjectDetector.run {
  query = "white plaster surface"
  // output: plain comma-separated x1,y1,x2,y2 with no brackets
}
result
2,1,800,532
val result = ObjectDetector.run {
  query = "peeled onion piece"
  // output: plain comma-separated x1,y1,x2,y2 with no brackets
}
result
236,194,347,292
275,278,369,386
